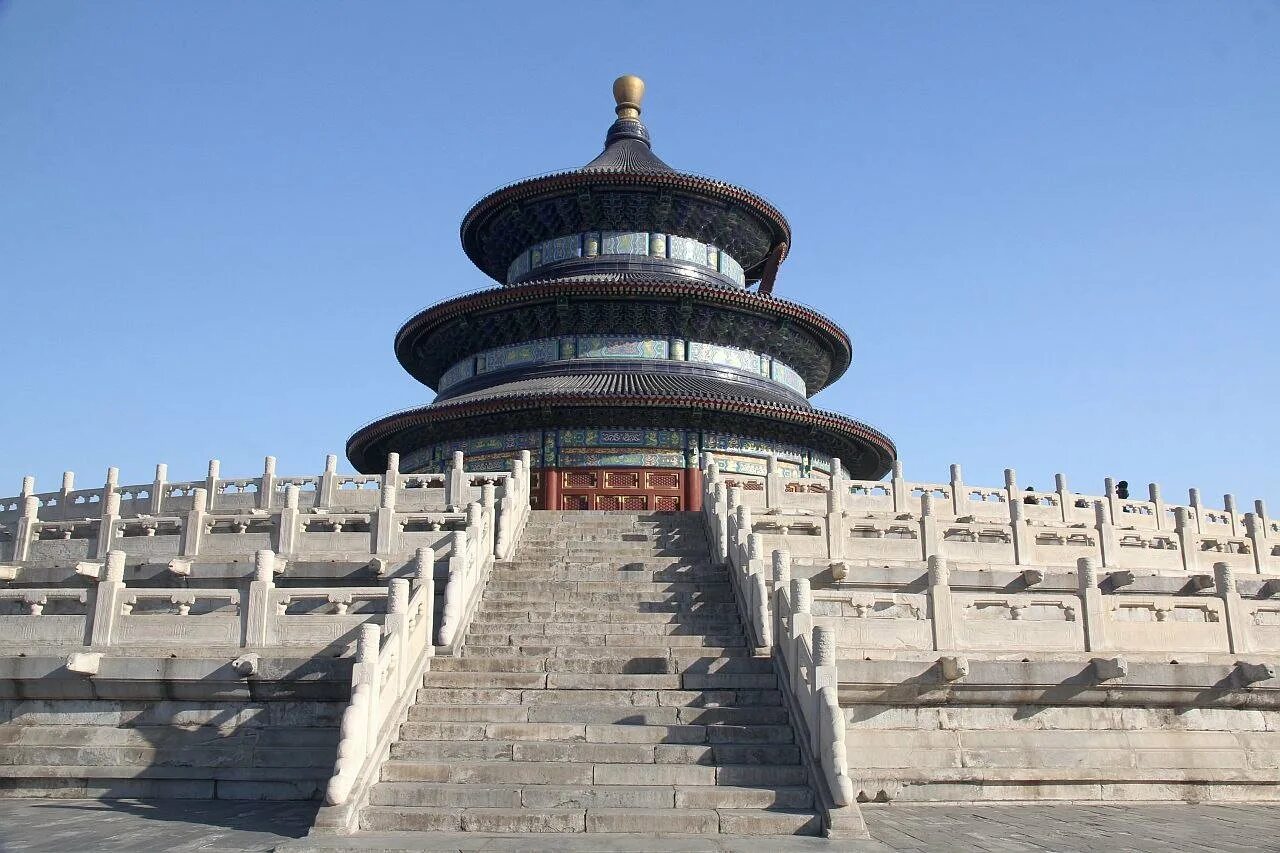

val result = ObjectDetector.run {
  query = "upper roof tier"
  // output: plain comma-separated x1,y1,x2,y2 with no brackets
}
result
460,76,792,290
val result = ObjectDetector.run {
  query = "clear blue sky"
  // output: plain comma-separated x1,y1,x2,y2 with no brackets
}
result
1,1,1276,506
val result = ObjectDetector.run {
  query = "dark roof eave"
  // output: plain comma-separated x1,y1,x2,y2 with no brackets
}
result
392,278,854,392
459,170,792,281
346,393,895,477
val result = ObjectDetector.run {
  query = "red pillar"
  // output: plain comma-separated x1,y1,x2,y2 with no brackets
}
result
542,467,559,511
684,465,703,512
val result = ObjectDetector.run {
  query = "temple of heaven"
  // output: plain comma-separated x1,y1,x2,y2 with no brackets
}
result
346,75,895,511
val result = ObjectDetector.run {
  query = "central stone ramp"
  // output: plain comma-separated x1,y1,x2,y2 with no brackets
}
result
360,510,821,835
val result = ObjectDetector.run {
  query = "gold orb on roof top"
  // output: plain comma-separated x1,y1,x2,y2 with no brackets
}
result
612,75,645,120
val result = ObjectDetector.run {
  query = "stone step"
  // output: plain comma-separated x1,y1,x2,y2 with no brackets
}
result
413,688,783,707
420,672,778,691
386,741,790,766
463,633,746,648
473,601,737,614
585,807,717,834
531,510,694,516
525,519,698,526
381,760,805,787
397,721,795,745
500,557,717,568
675,785,815,810
585,807,813,836
360,805,586,833
494,569,727,583
363,802,820,836
485,580,731,595
479,595,735,610
424,672,550,689
718,808,824,836
496,566,719,576
483,588,733,601
407,704,791,726
469,615,744,631
380,760,597,786
516,541,704,550
408,704,531,724
518,528,701,535
549,657,771,676
0,745,333,769
518,535,703,544
476,599,735,613
520,535,703,543
461,644,750,659
488,575,729,588
369,782,677,809
507,534,702,542
433,655,773,675
0,726,334,749
511,545,705,553
0,763,330,784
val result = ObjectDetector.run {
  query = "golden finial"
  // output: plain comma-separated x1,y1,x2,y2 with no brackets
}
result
612,75,645,120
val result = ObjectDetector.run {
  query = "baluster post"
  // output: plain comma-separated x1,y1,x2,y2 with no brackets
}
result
180,488,207,557
14,496,40,561
318,454,338,510
374,457,398,557
445,452,466,510
205,460,220,511
246,549,276,646
151,464,167,515
891,461,906,512
1215,562,1249,654
260,456,277,510
764,454,782,510
1174,506,1197,573
1076,557,1107,652
949,463,965,517
927,555,955,651
1149,482,1166,531
95,493,121,559
60,471,75,519
89,550,127,647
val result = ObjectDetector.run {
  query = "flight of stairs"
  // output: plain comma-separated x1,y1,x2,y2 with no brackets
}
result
359,510,822,836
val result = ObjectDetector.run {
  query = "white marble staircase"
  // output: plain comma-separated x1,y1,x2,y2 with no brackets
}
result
358,511,822,835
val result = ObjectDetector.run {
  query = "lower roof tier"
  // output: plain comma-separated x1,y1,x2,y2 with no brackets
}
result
346,392,895,479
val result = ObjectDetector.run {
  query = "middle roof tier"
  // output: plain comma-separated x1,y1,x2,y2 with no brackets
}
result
394,275,854,396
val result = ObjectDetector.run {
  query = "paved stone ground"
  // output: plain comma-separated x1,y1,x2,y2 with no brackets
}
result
3,800,1280,851
859,803,1280,852
0,799,318,852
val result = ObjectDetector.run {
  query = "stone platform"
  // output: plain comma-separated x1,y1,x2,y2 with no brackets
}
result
2,800,1279,851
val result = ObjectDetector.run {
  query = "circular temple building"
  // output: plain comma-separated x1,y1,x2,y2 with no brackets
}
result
347,76,895,511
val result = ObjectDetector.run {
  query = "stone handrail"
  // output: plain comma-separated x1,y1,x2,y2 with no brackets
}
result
2,451,531,570
0,549,393,651
701,455,1271,540
436,498,496,649
0,449,530,527
0,448,529,652
316,492,502,830
0,489,510,653
323,548,435,821
698,456,1278,577
771,558,858,822
805,554,1280,660
699,467,770,650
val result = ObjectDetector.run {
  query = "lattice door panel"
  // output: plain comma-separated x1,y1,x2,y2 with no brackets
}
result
554,466,686,512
